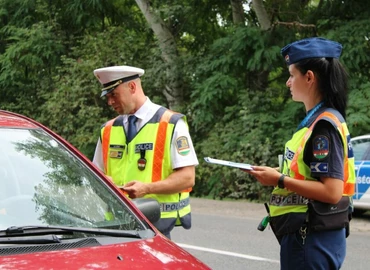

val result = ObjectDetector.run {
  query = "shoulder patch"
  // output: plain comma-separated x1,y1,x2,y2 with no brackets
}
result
313,135,329,160
310,162,328,173
176,136,190,156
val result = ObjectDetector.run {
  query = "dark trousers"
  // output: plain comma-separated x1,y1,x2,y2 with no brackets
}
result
152,213,192,239
152,218,176,239
280,228,346,270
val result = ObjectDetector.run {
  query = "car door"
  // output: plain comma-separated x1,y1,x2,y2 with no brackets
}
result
352,136,370,210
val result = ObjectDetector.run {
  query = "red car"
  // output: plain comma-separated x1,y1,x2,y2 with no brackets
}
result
0,110,210,270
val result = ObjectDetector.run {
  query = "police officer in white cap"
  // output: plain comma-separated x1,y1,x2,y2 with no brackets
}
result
92,65,199,239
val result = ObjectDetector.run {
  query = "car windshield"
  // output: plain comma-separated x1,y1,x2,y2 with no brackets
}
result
0,127,146,232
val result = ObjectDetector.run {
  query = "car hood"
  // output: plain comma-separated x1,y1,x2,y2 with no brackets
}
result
0,235,210,269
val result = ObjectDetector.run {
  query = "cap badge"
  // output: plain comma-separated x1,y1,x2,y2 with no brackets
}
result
285,55,290,63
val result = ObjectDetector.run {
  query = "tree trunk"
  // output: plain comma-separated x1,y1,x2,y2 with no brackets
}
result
135,0,183,110
251,0,271,30
230,0,245,24
250,0,272,91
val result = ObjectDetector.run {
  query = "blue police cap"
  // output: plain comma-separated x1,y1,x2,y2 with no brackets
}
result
281,37,342,65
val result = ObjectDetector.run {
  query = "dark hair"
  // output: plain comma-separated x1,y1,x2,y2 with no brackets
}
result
294,58,348,118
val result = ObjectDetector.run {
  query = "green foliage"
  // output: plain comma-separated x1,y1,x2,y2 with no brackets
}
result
0,21,65,118
347,82,370,137
190,26,283,135
39,55,105,159
38,26,158,159
190,2,370,200
315,17,370,137
193,81,305,200
0,0,42,28
328,19,370,73
1,0,370,202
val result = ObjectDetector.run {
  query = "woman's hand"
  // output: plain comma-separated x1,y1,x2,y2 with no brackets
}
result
241,166,281,187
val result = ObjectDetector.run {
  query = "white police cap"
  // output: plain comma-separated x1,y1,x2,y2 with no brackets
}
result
94,65,145,97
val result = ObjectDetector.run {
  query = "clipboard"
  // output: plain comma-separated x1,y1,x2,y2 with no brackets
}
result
204,157,253,170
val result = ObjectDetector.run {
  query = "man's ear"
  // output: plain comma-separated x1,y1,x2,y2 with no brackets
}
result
128,81,136,92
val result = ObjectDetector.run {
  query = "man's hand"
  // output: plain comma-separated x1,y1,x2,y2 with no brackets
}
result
122,181,149,198
121,166,195,198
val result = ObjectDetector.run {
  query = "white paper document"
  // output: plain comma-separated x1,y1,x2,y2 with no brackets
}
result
204,157,253,170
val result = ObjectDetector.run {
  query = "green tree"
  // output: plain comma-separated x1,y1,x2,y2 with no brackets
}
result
1,0,369,201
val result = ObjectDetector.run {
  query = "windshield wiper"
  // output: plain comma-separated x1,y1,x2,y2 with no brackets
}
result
0,225,151,239
0,234,61,244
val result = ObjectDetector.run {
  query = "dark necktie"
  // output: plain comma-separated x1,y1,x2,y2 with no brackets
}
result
127,115,137,143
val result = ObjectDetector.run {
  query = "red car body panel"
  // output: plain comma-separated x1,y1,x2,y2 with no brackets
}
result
0,111,39,129
0,110,211,270
0,235,209,269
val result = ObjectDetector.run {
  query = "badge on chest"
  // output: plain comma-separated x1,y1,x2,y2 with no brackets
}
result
135,143,153,171
109,144,125,159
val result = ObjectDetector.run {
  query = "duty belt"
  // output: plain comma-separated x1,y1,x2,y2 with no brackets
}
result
160,197,190,212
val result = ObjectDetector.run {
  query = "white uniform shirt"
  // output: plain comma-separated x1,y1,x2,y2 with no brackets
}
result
92,97,199,172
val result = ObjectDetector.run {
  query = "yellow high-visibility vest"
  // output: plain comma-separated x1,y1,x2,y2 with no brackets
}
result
101,107,191,227
269,109,355,218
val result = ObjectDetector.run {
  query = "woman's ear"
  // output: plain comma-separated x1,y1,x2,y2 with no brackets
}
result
306,70,315,83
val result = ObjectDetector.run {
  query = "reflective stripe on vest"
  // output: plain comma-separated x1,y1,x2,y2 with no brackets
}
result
269,109,355,218
160,197,190,212
269,193,308,206
102,118,117,173
152,109,172,182
101,110,192,192
100,109,192,229
290,111,355,195
153,110,192,193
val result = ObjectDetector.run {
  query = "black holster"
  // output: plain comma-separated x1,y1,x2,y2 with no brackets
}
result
306,196,351,237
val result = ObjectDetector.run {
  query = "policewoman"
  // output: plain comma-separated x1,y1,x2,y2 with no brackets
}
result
243,37,355,269
92,65,199,239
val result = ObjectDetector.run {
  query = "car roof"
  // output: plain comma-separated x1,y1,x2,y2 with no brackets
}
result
0,110,40,129
351,134,370,141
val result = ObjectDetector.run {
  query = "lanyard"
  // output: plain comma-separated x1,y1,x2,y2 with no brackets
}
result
296,101,324,131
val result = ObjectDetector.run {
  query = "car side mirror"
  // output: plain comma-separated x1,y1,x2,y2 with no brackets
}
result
132,198,161,224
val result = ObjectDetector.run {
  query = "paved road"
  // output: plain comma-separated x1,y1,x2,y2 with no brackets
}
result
172,198,370,270
185,197,370,232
